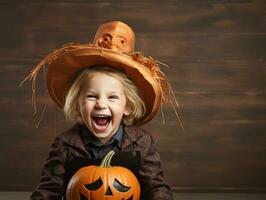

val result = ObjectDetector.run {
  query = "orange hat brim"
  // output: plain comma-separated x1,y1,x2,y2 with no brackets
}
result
46,46,162,125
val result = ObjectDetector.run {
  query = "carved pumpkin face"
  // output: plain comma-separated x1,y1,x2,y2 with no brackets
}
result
66,151,140,200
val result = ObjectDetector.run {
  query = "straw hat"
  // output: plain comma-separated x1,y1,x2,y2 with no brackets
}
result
21,21,181,126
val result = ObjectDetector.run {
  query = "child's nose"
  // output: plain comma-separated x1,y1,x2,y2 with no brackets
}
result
95,99,107,109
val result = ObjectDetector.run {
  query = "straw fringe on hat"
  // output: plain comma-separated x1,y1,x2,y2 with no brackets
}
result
20,21,183,129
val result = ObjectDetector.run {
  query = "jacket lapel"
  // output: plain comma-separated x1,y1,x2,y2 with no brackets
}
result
121,126,138,150
60,124,140,153
60,123,88,153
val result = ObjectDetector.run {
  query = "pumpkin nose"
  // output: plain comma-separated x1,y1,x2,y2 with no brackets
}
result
104,186,113,196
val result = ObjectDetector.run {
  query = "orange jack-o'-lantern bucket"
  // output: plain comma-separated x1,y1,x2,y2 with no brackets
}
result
66,150,140,200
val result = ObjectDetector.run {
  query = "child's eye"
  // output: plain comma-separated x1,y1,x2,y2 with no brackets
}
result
109,95,119,100
86,95,97,100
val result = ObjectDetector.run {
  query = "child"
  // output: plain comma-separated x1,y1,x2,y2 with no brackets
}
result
24,21,176,200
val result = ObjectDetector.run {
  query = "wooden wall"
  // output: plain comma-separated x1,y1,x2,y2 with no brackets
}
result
1,0,266,191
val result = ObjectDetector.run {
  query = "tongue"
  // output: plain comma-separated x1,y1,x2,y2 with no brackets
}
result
95,118,109,126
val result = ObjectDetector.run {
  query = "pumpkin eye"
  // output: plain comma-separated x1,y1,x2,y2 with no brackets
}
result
84,177,103,191
113,178,131,192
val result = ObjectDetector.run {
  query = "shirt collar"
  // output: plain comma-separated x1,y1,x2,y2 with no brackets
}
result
81,123,124,148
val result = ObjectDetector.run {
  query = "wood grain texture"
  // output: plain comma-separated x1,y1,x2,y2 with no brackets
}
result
0,0,265,191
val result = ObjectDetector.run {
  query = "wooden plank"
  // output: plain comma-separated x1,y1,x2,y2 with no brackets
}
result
1,33,266,61
0,0,266,191
1,0,265,60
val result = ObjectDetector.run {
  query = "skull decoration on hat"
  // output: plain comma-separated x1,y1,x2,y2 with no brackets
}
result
93,21,135,53
20,20,183,128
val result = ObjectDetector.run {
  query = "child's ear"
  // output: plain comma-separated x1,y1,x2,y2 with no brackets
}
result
76,104,83,123
123,107,131,116
76,116,83,124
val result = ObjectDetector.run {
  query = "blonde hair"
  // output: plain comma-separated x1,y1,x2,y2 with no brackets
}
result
63,66,146,125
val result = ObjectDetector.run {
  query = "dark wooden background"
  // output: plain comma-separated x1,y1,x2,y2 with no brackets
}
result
1,0,266,192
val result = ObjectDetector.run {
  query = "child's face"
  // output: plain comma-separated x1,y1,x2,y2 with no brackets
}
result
79,72,130,144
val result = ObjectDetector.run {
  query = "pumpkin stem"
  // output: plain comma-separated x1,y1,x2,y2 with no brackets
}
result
100,150,115,167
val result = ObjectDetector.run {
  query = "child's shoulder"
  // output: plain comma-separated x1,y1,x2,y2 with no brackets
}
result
124,125,154,144
55,123,83,146
124,125,150,136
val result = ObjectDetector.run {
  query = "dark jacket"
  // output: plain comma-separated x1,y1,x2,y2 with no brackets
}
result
30,123,174,200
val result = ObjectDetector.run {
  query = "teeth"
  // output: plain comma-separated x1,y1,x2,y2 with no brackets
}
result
93,114,111,118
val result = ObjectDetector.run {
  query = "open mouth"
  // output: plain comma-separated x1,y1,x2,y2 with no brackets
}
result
92,114,112,132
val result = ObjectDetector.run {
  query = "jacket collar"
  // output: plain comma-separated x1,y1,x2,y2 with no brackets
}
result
81,123,124,148
60,123,141,152
121,126,139,149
